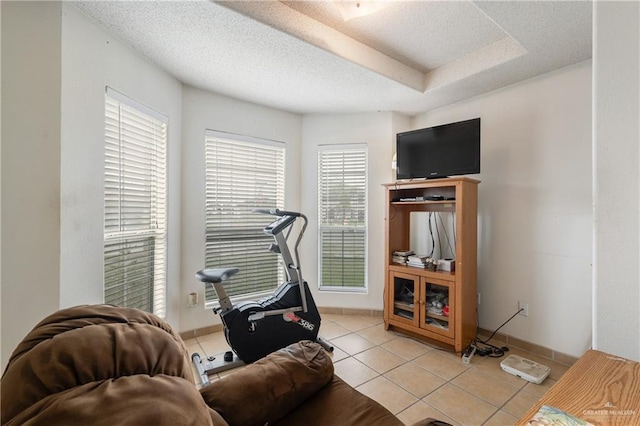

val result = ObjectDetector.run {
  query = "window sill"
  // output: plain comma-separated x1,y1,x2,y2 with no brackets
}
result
204,289,274,311
319,286,367,294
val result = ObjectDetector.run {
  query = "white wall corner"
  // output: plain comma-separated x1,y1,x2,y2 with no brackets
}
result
592,0,640,361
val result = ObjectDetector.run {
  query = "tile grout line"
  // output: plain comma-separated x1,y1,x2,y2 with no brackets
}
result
192,316,554,425
332,320,533,425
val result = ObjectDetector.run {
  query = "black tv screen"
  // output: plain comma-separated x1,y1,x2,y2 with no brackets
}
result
396,118,480,180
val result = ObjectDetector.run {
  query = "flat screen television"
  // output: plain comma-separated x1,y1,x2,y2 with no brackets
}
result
396,118,480,180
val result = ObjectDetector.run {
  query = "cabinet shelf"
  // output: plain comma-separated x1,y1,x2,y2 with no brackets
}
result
388,264,455,281
394,301,414,312
391,200,455,206
426,312,450,322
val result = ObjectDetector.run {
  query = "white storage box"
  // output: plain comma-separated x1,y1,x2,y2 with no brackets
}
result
500,354,550,384
437,258,455,272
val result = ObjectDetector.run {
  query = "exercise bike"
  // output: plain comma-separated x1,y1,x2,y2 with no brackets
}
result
192,209,332,385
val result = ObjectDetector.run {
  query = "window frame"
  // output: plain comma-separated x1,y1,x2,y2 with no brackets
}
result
204,130,286,307
103,87,168,318
317,143,368,293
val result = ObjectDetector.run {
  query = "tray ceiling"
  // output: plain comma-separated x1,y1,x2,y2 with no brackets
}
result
72,0,592,115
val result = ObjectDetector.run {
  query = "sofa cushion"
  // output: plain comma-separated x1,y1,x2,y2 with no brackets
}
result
4,374,221,426
200,340,333,426
1,304,223,426
273,375,405,426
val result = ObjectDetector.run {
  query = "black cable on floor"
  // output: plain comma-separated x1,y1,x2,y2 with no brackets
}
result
478,308,523,345
471,308,524,358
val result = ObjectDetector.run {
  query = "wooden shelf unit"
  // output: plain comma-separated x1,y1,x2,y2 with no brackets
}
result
383,177,479,354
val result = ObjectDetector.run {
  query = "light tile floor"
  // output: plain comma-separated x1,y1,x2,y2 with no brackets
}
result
183,313,570,426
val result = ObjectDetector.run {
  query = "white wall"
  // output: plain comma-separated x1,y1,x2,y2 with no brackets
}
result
59,4,183,326
1,3,184,370
1,1,62,370
180,86,302,332
412,62,593,357
300,112,410,311
593,1,640,361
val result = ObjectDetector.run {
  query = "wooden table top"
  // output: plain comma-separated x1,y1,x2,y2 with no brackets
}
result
517,349,640,425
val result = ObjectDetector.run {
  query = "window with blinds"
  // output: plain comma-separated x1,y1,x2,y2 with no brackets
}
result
318,145,367,291
104,88,167,318
205,130,285,302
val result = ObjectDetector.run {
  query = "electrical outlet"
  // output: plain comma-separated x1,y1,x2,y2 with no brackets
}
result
188,292,198,308
518,301,529,317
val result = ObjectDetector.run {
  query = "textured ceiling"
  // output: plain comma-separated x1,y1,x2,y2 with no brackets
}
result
72,0,592,115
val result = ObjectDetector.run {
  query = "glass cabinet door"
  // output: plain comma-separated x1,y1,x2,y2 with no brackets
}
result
420,277,455,338
389,271,419,327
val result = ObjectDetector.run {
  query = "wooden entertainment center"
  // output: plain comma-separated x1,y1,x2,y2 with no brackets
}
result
383,177,479,354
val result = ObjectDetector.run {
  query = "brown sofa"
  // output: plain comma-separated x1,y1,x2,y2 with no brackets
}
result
1,305,443,425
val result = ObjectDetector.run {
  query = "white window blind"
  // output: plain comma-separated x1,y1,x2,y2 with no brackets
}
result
205,130,285,302
318,145,367,290
104,88,167,318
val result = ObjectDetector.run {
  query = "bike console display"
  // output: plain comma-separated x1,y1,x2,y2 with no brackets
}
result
263,214,296,236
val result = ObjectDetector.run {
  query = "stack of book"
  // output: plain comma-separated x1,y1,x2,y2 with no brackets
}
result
406,254,429,268
392,250,414,265
407,255,438,270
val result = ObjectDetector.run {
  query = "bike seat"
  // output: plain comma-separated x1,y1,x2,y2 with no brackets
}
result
195,268,239,284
